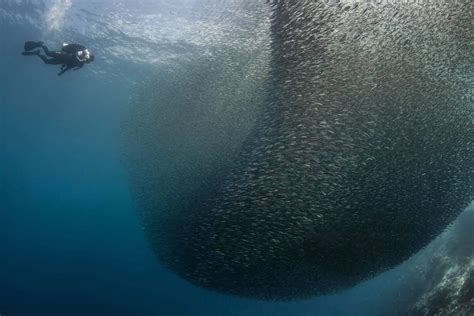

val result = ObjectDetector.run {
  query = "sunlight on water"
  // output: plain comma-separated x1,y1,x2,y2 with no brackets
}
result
43,0,71,31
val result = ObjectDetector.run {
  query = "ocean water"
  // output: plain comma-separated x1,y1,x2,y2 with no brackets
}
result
1,1,473,315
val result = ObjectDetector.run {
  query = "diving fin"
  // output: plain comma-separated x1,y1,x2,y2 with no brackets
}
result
21,50,40,56
23,41,44,51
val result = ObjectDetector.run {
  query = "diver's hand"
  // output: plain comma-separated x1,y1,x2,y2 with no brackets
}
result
58,65,71,76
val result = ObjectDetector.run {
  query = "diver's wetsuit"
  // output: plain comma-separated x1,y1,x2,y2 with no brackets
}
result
39,44,86,76
23,42,89,76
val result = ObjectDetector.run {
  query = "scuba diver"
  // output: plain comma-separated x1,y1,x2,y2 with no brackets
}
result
22,41,94,76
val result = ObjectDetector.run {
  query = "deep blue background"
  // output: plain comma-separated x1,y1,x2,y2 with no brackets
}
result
0,3,458,316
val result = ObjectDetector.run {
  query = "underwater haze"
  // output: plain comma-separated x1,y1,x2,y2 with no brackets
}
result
1,0,473,316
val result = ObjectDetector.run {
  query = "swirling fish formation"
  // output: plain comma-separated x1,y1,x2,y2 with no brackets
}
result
123,0,473,300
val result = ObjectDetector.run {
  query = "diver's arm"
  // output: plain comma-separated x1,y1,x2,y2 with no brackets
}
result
73,63,84,70
72,55,85,70
58,64,73,76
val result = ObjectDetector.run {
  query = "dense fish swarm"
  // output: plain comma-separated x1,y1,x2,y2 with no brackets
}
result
123,0,474,300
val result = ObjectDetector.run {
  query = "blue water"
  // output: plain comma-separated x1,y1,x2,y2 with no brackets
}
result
1,1,471,315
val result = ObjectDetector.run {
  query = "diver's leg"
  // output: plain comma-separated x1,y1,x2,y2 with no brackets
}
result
21,49,62,65
40,44,52,56
37,54,62,65
40,45,62,58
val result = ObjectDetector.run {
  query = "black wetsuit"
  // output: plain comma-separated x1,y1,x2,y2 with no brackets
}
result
36,44,86,76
